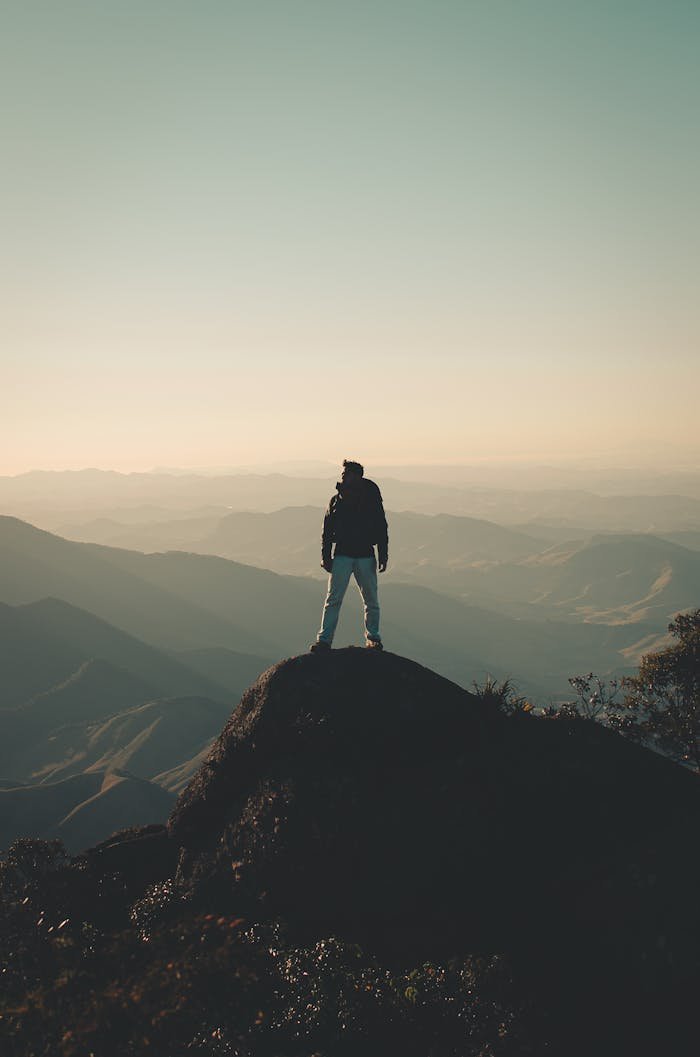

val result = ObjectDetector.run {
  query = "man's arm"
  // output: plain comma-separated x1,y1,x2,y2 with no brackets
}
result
321,499,335,572
375,489,389,572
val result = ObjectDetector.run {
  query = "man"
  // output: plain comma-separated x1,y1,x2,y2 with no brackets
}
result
310,459,388,652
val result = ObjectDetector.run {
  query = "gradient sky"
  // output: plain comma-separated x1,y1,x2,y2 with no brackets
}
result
3,1,699,473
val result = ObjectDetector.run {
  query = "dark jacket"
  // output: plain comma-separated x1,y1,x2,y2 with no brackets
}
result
321,478,388,565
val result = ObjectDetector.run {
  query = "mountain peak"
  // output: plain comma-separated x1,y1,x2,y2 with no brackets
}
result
169,649,698,958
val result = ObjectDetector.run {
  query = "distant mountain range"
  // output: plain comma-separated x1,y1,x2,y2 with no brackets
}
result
404,533,700,625
3,467,700,530
0,515,316,655
66,506,541,572
0,511,693,852
0,516,672,698
42,506,700,627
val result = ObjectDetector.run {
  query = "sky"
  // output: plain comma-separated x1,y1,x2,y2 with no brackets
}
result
2,0,699,474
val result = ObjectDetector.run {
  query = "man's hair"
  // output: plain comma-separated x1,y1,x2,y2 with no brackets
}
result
343,459,364,477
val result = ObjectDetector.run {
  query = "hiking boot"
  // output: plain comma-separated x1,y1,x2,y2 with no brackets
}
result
310,640,331,653
365,639,383,650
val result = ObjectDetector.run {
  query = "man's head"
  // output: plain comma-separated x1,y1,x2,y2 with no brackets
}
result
341,459,364,487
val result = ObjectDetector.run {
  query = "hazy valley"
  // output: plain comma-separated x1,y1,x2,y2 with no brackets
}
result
0,466,698,854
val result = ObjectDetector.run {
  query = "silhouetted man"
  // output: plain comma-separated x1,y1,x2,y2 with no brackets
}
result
310,460,388,651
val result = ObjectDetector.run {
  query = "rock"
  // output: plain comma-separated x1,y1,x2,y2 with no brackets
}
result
86,823,179,889
169,649,699,961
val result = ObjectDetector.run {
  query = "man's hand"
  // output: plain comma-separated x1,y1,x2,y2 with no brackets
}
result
378,560,387,573
321,558,333,573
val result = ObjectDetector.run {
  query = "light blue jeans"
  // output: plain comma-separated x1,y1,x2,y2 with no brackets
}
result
317,555,381,645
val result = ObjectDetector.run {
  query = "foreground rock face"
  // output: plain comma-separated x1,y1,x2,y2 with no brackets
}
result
169,649,699,959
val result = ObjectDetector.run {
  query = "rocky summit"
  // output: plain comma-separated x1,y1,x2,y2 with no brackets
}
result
3,648,699,1055
169,648,699,962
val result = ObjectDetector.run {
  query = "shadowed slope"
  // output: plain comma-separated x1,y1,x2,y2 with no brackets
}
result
0,515,312,654
169,649,699,960
0,597,230,708
0,769,175,853
22,658,157,726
